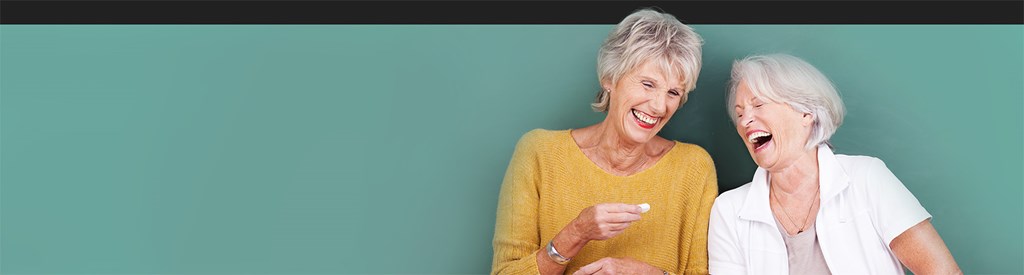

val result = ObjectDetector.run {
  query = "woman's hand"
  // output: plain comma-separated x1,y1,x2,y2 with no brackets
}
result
537,203,645,275
572,257,665,275
570,203,643,241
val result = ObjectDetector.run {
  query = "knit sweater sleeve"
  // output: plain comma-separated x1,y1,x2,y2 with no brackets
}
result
491,129,547,275
675,147,718,275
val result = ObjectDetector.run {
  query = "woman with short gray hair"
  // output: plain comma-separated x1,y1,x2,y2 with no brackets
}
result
492,8,717,275
708,54,960,274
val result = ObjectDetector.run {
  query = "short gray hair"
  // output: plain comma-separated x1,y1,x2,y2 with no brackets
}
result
727,54,846,149
592,8,704,112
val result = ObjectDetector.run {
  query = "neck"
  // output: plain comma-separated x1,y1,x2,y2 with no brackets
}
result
588,121,651,173
769,147,819,195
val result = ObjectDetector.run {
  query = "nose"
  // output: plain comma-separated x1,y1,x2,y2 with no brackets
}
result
739,107,754,127
649,93,667,115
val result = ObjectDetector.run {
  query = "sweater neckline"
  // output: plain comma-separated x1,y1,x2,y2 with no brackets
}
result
562,129,680,179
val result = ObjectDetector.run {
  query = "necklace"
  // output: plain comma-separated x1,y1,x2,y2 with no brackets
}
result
770,183,819,234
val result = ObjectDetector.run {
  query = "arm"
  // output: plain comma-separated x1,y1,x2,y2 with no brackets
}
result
676,167,718,275
492,131,644,275
491,132,544,275
573,171,719,275
561,203,649,275
573,148,719,275
889,219,961,274
863,158,960,274
535,226,587,275
707,196,745,275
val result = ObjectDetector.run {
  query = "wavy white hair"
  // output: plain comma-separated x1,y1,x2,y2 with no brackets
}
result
727,54,846,149
591,8,703,112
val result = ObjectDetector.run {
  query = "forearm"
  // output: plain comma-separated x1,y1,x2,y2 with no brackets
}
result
538,224,589,275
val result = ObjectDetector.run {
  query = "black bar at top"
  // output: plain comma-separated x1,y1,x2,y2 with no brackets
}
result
1,1,1022,24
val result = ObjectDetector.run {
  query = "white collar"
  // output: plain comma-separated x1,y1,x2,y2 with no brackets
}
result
737,144,851,224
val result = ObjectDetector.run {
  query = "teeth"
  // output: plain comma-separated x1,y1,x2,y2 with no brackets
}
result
632,110,659,125
747,131,771,143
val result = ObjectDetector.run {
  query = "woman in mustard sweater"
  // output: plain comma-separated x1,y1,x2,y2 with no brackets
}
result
491,8,717,275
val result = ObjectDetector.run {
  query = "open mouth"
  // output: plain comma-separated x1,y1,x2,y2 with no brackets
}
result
631,109,659,129
747,131,773,151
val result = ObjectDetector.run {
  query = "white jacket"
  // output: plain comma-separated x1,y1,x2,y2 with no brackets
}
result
708,145,931,275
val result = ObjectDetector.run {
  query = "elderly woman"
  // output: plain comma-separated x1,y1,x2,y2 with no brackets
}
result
491,8,717,275
708,54,960,274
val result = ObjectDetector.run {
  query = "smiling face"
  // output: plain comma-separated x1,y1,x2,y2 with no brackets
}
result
733,81,815,171
603,60,686,145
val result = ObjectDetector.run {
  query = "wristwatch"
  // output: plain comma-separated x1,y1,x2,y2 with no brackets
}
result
545,240,571,265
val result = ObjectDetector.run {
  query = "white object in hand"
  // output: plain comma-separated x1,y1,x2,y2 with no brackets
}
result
638,203,651,213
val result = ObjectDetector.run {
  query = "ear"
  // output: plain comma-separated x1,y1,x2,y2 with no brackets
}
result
600,79,612,92
801,112,815,127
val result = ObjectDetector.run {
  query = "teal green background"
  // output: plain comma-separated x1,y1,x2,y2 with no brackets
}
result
1,25,1021,274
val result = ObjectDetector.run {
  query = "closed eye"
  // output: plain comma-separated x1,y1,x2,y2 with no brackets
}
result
669,89,681,96
641,81,654,88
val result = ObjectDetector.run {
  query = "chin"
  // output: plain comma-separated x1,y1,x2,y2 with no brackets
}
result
621,118,659,145
746,146,770,168
754,155,779,170
753,159,770,169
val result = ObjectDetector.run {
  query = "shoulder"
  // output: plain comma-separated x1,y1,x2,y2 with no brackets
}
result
668,141,715,171
513,128,568,153
714,182,752,209
833,153,893,183
833,153,887,173
516,128,562,144
831,153,917,202
710,182,753,222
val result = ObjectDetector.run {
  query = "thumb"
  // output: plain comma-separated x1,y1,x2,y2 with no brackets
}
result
574,260,604,275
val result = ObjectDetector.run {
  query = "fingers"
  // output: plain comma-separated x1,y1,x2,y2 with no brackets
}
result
574,203,646,241
573,258,610,275
580,257,661,275
602,222,632,232
602,212,642,223
599,203,643,214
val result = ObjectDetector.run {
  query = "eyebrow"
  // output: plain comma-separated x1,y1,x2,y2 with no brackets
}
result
735,95,767,108
638,75,684,91
637,75,659,82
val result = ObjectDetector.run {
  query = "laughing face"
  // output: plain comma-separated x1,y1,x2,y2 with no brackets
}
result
603,61,686,145
733,81,814,171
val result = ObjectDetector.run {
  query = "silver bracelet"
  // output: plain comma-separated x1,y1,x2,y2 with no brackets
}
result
545,240,571,265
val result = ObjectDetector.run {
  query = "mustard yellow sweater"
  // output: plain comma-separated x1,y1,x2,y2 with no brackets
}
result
491,129,718,275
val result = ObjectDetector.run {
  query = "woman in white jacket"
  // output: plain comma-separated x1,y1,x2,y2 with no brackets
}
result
708,54,960,275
